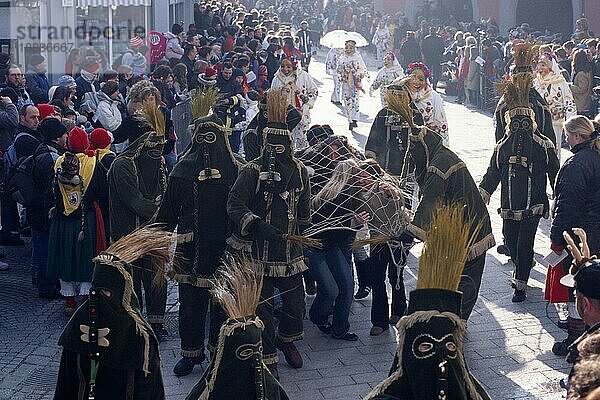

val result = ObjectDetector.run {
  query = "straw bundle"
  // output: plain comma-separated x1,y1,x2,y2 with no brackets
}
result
496,42,538,108
191,87,219,119
211,256,264,319
416,204,482,291
104,224,176,288
352,235,391,249
385,88,415,128
285,234,323,249
267,88,288,124
137,101,166,136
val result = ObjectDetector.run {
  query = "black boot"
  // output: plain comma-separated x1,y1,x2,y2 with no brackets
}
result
512,289,526,302
552,317,585,357
354,258,371,299
151,323,169,342
173,354,205,376
266,363,279,380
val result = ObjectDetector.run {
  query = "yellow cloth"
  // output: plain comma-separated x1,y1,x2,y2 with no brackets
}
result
54,153,97,216
95,148,114,161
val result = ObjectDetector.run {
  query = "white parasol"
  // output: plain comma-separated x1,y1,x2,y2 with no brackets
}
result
320,30,369,48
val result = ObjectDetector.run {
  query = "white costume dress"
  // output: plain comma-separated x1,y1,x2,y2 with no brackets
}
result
370,62,405,107
326,48,343,103
337,50,368,125
271,68,318,149
411,86,449,146
372,26,391,61
534,65,576,161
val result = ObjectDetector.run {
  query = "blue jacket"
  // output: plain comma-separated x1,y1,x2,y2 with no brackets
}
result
25,66,50,104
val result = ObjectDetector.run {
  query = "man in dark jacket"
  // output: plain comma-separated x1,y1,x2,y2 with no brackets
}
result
0,89,21,248
399,31,421,67
181,44,198,91
29,118,68,298
25,54,50,104
297,21,313,71
13,104,42,160
420,27,445,90
74,58,101,119
0,89,18,152
1,65,34,109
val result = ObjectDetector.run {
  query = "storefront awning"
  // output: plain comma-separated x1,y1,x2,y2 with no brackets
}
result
77,0,151,6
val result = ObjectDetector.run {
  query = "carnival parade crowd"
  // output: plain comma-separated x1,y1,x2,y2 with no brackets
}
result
1,0,600,399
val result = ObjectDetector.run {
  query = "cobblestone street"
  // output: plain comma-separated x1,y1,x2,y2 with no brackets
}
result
0,50,572,400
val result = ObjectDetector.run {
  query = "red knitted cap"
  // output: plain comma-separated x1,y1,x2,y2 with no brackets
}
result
68,126,89,153
90,128,112,150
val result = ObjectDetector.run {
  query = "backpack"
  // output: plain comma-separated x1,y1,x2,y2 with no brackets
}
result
1,131,36,193
6,153,38,207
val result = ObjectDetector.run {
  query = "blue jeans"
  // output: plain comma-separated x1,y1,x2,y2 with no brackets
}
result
164,151,178,174
306,242,354,337
32,229,54,295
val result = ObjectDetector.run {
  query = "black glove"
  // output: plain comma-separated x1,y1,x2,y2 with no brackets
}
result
398,232,415,247
250,219,283,242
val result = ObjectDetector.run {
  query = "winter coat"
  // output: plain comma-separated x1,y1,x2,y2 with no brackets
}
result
25,66,50,104
94,91,122,132
551,139,600,248
570,70,593,114
399,38,421,66
0,102,18,151
74,76,100,116
164,32,184,61
13,124,42,159
27,142,65,231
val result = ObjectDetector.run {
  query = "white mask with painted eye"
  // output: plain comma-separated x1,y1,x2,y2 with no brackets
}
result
411,333,458,360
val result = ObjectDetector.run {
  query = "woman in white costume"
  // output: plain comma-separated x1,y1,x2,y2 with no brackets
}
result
372,21,391,62
271,57,318,149
370,51,405,107
337,39,368,131
534,52,577,160
326,47,343,105
405,62,449,146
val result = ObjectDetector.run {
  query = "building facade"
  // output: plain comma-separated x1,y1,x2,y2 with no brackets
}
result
378,0,599,39
1,0,195,83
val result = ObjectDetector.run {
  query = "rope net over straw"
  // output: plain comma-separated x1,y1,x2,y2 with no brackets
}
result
296,135,416,250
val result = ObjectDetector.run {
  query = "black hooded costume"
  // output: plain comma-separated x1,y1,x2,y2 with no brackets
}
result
242,98,302,162
54,229,169,400
365,84,425,177
156,113,238,359
227,104,311,367
480,43,559,299
405,126,495,320
364,206,490,400
107,114,167,328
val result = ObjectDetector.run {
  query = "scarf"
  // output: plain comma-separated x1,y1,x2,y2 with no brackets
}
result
81,69,97,84
273,71,301,108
